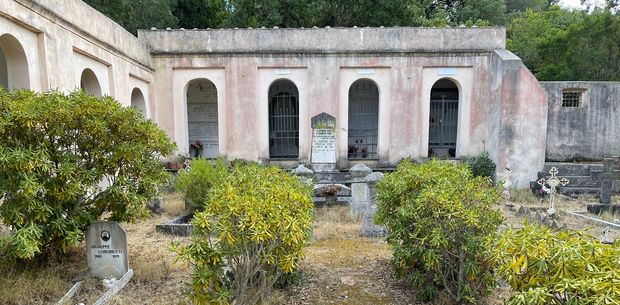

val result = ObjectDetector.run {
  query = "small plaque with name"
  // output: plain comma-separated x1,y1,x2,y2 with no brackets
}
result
86,221,128,279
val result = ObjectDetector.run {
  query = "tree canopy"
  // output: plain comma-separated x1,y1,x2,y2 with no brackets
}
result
83,0,620,81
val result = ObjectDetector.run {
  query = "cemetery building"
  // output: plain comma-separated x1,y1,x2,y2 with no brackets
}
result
1,0,618,188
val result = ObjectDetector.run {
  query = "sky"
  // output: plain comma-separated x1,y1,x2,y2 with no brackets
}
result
560,0,583,8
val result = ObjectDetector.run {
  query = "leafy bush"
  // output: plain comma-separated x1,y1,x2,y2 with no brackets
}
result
173,163,314,305
491,224,620,305
173,158,228,211
0,89,175,261
465,151,496,180
375,159,503,303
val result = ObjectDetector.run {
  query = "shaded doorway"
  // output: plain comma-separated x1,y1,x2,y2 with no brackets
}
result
348,79,379,159
429,79,459,158
186,79,219,158
268,79,299,159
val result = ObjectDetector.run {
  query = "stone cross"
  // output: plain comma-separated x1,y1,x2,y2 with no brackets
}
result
537,167,569,215
86,221,129,279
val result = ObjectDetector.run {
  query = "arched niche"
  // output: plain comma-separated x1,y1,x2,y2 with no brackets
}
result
348,79,379,159
130,88,147,119
80,68,102,96
186,78,219,158
0,34,30,90
428,78,459,158
268,79,299,159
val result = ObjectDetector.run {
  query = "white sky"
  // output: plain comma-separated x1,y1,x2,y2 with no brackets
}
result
559,0,608,9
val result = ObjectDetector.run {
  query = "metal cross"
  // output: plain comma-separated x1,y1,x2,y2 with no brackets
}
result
537,167,569,215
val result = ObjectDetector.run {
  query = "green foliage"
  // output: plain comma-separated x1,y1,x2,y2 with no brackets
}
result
465,151,496,180
491,224,620,305
375,159,503,303
0,89,175,261
172,163,314,305
173,0,228,29
84,0,179,35
173,158,228,211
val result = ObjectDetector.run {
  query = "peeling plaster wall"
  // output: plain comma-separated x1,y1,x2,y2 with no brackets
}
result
0,0,154,110
542,82,620,161
489,50,547,187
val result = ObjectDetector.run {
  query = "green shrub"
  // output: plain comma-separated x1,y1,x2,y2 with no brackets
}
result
491,224,620,305
375,159,503,303
173,158,228,211
465,151,496,180
0,89,175,261
172,163,314,305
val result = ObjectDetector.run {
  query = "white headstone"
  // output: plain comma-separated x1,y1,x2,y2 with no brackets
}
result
86,221,129,279
311,113,336,171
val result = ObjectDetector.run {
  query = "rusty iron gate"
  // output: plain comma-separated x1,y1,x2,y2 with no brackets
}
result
269,81,299,159
348,80,379,159
429,90,458,157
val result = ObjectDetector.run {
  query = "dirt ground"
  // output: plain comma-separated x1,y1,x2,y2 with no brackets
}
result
0,191,615,305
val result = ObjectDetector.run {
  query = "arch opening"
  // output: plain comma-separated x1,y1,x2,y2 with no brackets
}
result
80,69,102,96
348,79,379,159
268,79,299,159
0,34,30,90
186,79,219,158
428,78,459,158
131,88,147,119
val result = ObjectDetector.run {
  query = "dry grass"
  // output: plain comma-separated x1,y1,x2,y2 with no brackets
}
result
161,191,187,216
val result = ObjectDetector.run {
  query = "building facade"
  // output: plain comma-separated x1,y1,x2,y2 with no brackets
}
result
1,0,551,187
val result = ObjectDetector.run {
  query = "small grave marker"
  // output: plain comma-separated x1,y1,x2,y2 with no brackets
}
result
537,167,569,215
86,221,128,279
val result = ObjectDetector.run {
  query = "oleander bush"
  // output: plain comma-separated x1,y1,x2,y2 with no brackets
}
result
0,89,175,261
375,159,503,303
491,223,620,305
173,158,228,211
172,162,314,305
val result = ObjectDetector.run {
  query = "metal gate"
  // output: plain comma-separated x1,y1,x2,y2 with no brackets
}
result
269,80,299,159
429,90,458,157
348,80,379,159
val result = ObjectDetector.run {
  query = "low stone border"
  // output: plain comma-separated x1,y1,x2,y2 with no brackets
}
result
93,269,134,305
155,213,193,236
567,211,620,230
56,280,83,305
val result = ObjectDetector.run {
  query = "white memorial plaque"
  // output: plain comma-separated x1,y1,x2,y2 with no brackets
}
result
356,68,375,75
437,67,458,76
312,128,336,163
274,69,291,75
86,221,128,279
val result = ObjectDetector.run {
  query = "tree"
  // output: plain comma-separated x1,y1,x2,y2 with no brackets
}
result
0,89,175,261
537,10,620,80
84,0,179,35
507,6,584,77
173,0,228,29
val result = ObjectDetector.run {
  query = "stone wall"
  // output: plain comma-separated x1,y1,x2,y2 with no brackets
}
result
541,82,620,161
0,0,154,113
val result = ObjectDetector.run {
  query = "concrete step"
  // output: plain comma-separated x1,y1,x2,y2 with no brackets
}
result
557,186,601,197
543,162,603,177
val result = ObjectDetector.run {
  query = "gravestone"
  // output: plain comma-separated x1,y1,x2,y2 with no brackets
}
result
599,157,620,205
361,172,387,237
311,112,336,172
350,164,372,213
86,221,129,279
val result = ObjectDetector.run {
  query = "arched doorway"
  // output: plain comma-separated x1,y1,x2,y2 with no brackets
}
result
428,78,459,158
268,79,299,159
186,79,219,158
80,69,102,96
0,34,30,89
131,88,147,119
348,79,379,159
